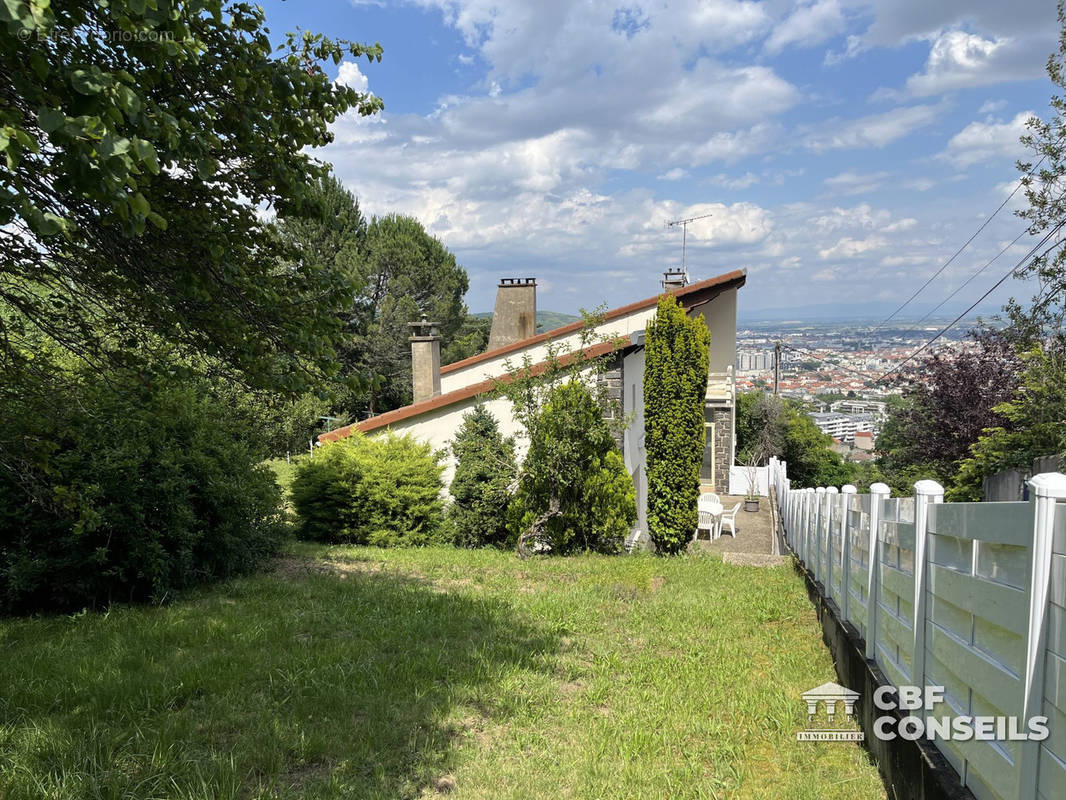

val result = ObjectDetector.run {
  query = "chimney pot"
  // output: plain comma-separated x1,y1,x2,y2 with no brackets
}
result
662,268,688,291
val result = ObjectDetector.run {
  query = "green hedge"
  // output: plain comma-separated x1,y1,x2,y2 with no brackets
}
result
291,432,446,546
0,376,285,614
644,294,710,554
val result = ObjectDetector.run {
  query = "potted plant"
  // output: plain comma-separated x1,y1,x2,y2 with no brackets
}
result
738,394,784,513
742,458,762,512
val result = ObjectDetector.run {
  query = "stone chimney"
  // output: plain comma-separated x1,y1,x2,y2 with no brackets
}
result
661,268,688,291
409,315,441,403
488,278,537,351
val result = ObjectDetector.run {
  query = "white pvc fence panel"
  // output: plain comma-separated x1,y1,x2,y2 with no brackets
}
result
767,456,1066,800
728,465,768,497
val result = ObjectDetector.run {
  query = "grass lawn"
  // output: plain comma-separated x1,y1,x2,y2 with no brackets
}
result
0,545,885,799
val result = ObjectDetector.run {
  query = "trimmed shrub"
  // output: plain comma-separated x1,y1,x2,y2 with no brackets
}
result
0,375,285,614
644,294,710,554
448,406,517,548
291,432,446,546
508,381,636,554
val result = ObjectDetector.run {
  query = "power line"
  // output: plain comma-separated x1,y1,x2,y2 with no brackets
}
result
867,227,1031,362
875,225,1066,383
907,228,1029,329
868,154,1048,336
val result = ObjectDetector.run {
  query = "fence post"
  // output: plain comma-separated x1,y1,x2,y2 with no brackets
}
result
911,479,944,688
814,487,826,581
824,487,839,597
866,483,890,661
785,479,792,537
806,487,817,566
1018,472,1066,800
804,488,815,565
841,485,857,623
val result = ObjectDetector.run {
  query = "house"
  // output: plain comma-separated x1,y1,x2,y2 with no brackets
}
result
320,268,746,537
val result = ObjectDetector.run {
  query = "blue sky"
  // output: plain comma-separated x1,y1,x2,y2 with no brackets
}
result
260,0,1059,318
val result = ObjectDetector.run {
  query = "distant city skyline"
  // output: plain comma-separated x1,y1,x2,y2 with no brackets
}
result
260,0,1057,317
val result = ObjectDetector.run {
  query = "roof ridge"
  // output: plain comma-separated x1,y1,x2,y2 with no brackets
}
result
439,268,745,376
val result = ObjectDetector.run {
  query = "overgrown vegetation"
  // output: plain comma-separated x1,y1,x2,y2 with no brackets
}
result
0,367,284,614
643,295,710,554
0,2,390,610
737,391,856,490
507,382,636,555
291,433,447,546
447,405,517,548
0,545,886,799
493,313,636,555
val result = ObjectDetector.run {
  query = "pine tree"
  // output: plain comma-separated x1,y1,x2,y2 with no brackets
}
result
448,406,517,548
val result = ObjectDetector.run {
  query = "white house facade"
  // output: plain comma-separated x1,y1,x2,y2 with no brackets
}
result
320,268,747,536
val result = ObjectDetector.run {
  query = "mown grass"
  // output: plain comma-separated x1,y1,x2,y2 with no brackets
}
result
0,545,885,799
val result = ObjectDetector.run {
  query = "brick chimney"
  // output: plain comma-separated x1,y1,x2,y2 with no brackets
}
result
488,278,537,351
409,315,441,403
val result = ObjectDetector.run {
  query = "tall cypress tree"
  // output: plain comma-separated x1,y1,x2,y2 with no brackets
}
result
644,294,710,554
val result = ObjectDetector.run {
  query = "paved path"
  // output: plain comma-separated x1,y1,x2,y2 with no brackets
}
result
691,494,785,564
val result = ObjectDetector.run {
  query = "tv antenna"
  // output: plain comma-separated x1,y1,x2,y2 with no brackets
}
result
666,212,713,274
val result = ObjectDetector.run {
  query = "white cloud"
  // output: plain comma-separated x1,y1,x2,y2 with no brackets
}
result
336,61,370,92
803,104,940,151
943,111,1033,167
979,99,1007,114
824,170,892,195
824,34,864,65
709,172,760,190
819,235,888,259
658,168,689,181
883,217,917,233
765,0,846,54
905,29,1041,96
316,0,1049,313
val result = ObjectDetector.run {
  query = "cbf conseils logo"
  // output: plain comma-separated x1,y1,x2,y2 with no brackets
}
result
797,682,865,741
796,683,1050,744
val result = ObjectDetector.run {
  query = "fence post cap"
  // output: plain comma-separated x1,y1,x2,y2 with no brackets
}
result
914,479,944,497
825,486,839,494
1028,471,1066,498
815,486,826,493
842,484,857,494
869,482,891,496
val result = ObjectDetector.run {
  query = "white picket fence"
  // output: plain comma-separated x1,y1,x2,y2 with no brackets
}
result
768,456,1066,800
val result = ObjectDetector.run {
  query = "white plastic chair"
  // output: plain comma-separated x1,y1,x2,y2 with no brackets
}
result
719,502,742,538
694,495,723,541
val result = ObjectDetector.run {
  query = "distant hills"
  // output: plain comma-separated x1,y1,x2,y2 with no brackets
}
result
471,310,581,332
739,301,1005,324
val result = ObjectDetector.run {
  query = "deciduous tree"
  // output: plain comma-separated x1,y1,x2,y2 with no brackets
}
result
0,1,382,396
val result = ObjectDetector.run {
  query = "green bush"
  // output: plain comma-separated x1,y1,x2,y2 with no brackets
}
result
291,432,446,546
644,294,710,554
0,374,285,614
508,381,636,554
448,406,517,548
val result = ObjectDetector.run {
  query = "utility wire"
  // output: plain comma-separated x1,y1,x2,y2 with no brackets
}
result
875,225,1066,383
868,154,1048,337
867,226,1031,362
905,228,1029,330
